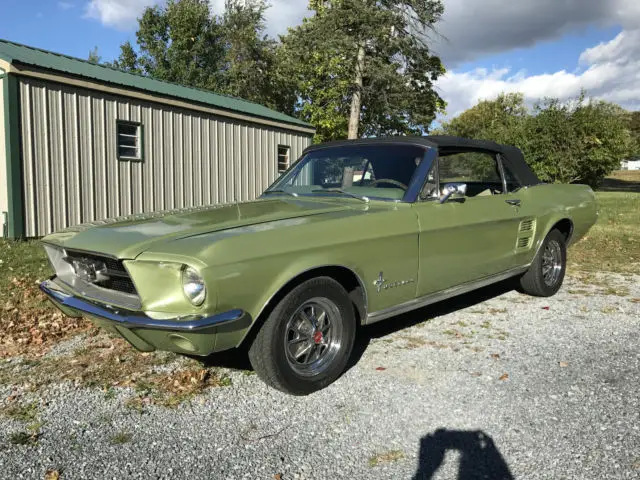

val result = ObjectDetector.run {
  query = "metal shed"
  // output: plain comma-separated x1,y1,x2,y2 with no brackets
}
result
0,40,315,239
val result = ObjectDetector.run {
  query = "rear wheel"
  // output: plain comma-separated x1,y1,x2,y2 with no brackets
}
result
248,277,356,395
519,229,566,297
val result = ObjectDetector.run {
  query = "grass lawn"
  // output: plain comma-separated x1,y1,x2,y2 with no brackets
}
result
568,170,640,274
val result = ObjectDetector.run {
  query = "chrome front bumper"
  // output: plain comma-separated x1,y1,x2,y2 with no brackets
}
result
40,278,245,332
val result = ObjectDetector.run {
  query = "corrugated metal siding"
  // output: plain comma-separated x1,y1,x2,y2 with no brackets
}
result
18,77,312,237
0,76,7,235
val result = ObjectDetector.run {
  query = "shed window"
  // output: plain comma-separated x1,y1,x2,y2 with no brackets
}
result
278,145,290,173
117,121,143,161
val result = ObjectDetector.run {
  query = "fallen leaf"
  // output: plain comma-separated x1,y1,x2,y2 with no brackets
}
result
490,353,500,359
499,373,509,381
273,474,282,480
559,361,569,367
44,470,61,480
470,372,482,377
542,306,550,310
375,367,386,371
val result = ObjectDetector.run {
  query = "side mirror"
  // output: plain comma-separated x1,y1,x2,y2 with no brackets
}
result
439,183,467,204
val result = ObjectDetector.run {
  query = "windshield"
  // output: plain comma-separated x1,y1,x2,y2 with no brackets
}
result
265,144,426,201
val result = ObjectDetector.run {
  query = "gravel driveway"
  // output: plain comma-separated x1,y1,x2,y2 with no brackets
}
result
1,272,639,480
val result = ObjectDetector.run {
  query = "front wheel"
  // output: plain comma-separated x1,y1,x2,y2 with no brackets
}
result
248,277,356,395
519,229,567,297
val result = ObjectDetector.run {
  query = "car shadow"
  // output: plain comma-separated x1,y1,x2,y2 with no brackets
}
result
414,429,514,480
193,345,253,371
195,278,518,374
346,278,518,371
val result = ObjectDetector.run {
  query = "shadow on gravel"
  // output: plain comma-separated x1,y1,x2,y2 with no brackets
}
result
346,278,518,371
192,348,253,371
414,429,514,480
192,278,517,374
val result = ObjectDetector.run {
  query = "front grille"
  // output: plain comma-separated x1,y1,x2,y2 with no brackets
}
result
100,277,137,295
64,249,137,296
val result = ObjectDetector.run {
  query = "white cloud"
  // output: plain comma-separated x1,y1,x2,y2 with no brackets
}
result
437,28,640,118
84,0,161,30
435,0,640,67
85,0,308,34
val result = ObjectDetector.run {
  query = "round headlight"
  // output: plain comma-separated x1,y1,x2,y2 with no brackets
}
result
181,266,206,306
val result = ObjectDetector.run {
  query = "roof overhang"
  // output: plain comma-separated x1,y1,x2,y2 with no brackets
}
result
1,58,315,135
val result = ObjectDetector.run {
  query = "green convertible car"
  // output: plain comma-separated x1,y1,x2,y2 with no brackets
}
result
41,136,598,394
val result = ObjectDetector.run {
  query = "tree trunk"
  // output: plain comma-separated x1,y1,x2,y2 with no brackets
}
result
347,43,366,139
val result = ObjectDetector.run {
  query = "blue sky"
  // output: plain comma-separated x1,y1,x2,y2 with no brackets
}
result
2,0,134,62
3,0,639,116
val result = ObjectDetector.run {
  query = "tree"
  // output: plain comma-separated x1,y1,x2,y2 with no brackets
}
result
109,41,142,74
526,96,631,187
87,46,101,64
220,0,294,113
441,92,632,188
109,0,292,112
127,0,226,90
626,111,640,158
280,0,446,142
442,93,528,145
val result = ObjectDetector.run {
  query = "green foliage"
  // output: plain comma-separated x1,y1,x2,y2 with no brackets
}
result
626,111,640,158
525,96,631,187
443,93,528,145
219,0,295,113
110,0,290,111
280,0,446,142
108,41,142,74
118,0,225,90
87,46,101,64
442,92,632,188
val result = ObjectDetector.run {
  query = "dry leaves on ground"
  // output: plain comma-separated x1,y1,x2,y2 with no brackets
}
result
0,277,93,358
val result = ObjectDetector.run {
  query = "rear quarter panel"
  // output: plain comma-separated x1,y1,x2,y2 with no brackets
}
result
516,183,598,265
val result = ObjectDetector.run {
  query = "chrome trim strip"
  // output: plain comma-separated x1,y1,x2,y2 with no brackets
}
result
40,278,245,332
41,242,121,260
56,275,142,311
365,265,529,324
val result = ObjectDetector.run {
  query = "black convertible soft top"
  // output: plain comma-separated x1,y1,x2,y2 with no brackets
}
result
304,135,541,187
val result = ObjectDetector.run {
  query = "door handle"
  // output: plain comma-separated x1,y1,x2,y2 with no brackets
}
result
505,199,521,207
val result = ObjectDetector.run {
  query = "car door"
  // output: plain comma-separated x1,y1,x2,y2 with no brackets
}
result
413,149,525,297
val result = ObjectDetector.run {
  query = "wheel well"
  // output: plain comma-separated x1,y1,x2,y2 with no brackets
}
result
238,266,367,349
551,218,574,243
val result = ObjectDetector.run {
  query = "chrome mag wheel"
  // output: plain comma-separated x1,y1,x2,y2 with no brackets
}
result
542,239,563,287
284,297,344,377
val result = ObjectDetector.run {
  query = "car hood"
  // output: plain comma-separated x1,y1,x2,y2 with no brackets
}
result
43,198,354,259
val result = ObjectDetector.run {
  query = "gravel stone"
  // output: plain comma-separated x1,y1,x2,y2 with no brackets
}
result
0,273,638,479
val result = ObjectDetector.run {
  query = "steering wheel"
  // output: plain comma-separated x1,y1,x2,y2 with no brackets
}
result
369,179,409,191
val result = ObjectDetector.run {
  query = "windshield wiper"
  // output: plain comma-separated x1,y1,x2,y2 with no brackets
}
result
311,188,369,203
264,189,299,198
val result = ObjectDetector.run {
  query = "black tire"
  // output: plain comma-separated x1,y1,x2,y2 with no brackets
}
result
248,277,356,395
519,229,567,297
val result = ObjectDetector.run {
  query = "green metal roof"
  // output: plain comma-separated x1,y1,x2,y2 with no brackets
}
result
0,39,313,130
